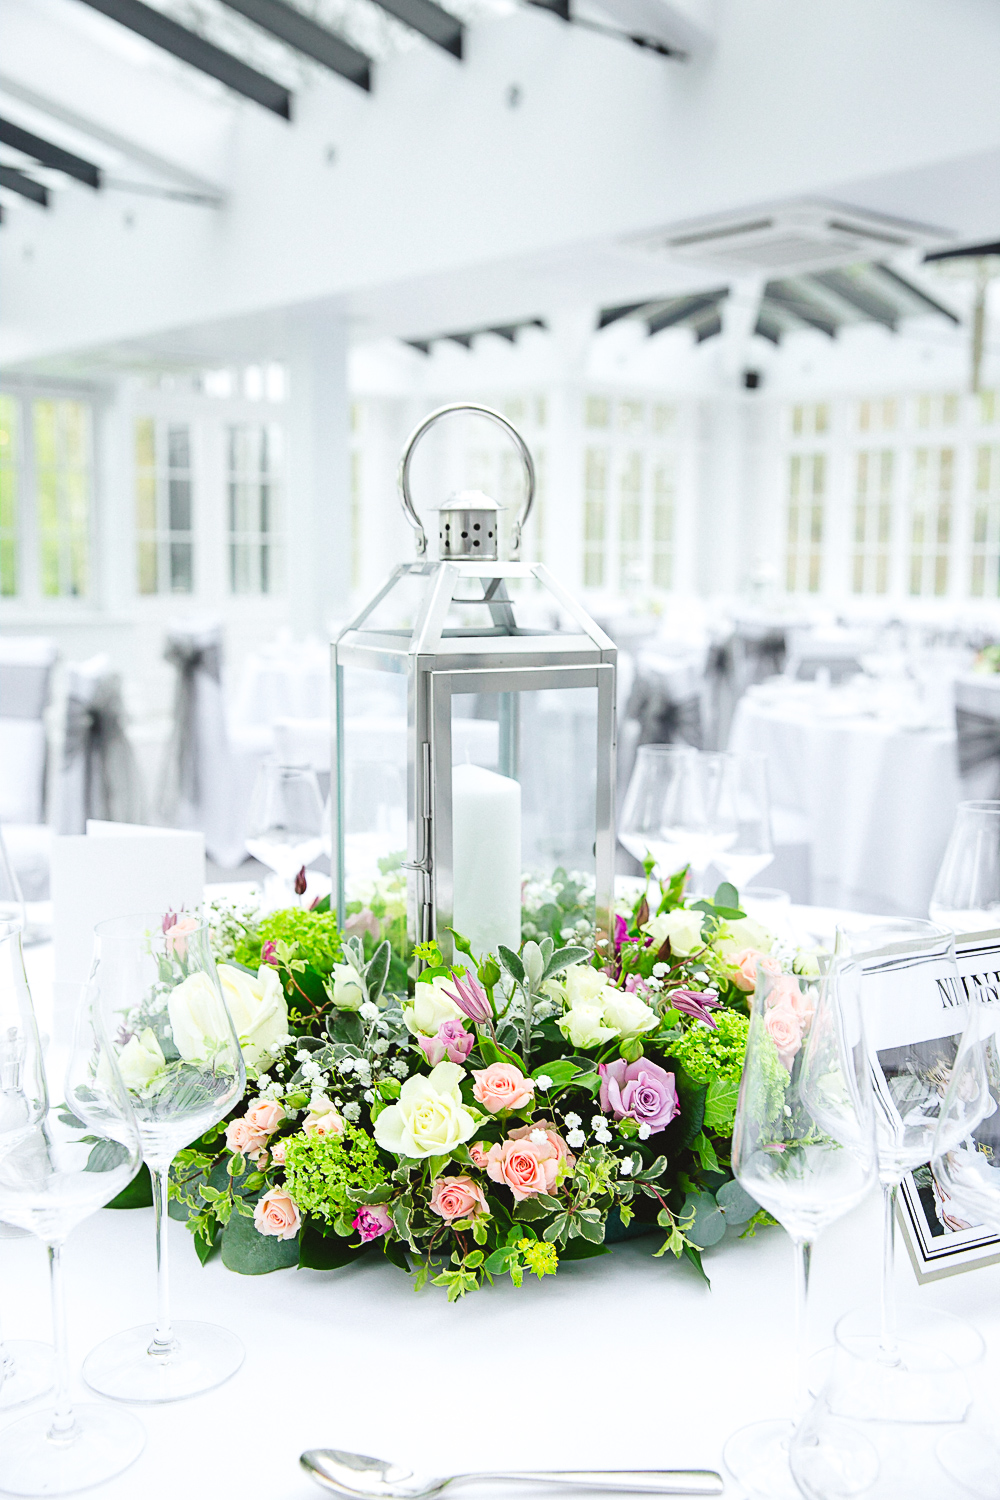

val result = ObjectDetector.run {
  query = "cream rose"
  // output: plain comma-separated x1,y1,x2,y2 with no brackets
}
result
117,1028,166,1090
601,988,658,1040
331,963,364,1011
245,1099,285,1135
253,1187,300,1240
643,908,705,956
373,1060,478,1158
402,976,463,1037
558,1004,618,1049
560,964,609,1007
217,963,289,1070
168,971,233,1064
304,1095,345,1137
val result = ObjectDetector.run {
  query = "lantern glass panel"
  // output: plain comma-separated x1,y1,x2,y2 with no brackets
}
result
338,662,407,889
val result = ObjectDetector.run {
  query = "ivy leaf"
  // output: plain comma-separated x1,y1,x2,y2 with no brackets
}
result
497,945,525,986
703,1076,740,1133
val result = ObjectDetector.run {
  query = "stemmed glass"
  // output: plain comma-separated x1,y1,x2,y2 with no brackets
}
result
82,912,246,1403
930,800,1000,932
619,744,696,876
246,761,325,906
0,946,146,1495
618,746,734,891
835,918,970,1368
0,824,27,930
0,916,54,1411
711,753,775,889
723,959,879,1500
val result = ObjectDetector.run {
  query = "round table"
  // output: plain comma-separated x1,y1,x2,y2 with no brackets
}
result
729,684,962,918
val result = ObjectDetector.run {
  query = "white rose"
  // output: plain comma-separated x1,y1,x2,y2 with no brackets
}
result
168,970,233,1064
217,964,289,1070
643,908,705,956
718,916,774,952
402,976,462,1037
602,988,658,1039
560,964,609,1007
331,963,364,1011
373,1060,478,1158
558,1004,619,1049
117,1027,166,1090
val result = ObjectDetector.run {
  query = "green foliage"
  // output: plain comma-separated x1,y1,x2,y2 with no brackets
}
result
106,1162,153,1209
221,1207,300,1274
670,1010,750,1094
284,1124,388,1235
234,908,344,972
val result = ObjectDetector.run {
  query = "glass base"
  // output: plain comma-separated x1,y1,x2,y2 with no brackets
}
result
0,1402,144,1496
0,1340,56,1410
937,1427,1000,1500
791,1420,881,1500
831,1307,983,1424
82,1320,244,1404
723,1419,803,1500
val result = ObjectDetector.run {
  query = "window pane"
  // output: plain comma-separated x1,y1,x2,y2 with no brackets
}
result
169,541,194,593
137,539,158,595
168,477,192,532
167,424,190,470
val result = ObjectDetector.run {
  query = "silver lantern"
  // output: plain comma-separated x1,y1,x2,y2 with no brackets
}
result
332,403,617,959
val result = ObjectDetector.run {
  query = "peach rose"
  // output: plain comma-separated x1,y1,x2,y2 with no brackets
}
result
508,1120,573,1164
225,1115,269,1159
245,1099,285,1136
486,1128,575,1201
731,948,782,993
164,915,199,959
765,1002,804,1069
270,1139,287,1167
472,1062,535,1114
254,1187,301,1240
429,1174,489,1222
469,1141,491,1169
304,1097,345,1137
766,973,815,1025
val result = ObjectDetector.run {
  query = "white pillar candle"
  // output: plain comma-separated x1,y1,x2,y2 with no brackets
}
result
451,763,521,957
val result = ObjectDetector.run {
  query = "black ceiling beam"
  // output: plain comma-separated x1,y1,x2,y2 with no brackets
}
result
763,284,837,337
754,313,782,345
404,317,546,353
0,118,101,188
926,239,1000,262
810,269,898,330
646,290,728,336
217,0,370,89
869,263,960,325
598,300,657,329
368,0,462,57
74,0,292,118
525,0,570,18
0,164,49,206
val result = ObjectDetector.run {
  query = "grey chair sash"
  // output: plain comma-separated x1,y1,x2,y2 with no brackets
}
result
956,706,1000,778
160,635,222,814
626,675,703,750
63,676,143,827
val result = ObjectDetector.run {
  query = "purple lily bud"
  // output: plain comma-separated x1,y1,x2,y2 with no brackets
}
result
161,909,177,934
669,988,723,1029
444,972,493,1025
614,914,628,954
261,940,278,965
294,866,307,896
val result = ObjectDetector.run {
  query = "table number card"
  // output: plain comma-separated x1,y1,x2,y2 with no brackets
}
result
873,931,1000,1282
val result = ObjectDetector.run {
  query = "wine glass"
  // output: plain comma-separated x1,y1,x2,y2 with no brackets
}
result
618,744,698,877
930,800,1000,933
0,825,27,931
711,753,775,889
0,964,145,1495
835,918,972,1370
0,916,55,1411
82,912,246,1403
246,761,325,906
931,994,1000,1498
723,959,879,1500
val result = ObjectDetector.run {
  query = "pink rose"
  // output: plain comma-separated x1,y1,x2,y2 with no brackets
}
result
486,1127,574,1201
226,1115,269,1159
345,908,381,941
429,1174,488,1221
163,914,199,959
353,1204,391,1243
766,973,815,1024
732,948,782,993
254,1187,301,1240
508,1120,573,1164
472,1062,535,1114
304,1098,345,1137
245,1099,285,1136
469,1141,491,1169
270,1138,287,1167
765,1001,804,1068
419,1020,474,1067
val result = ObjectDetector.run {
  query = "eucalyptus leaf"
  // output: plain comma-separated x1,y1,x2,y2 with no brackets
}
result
712,882,740,910
715,1178,759,1226
84,1139,130,1174
221,1209,299,1274
681,1190,726,1249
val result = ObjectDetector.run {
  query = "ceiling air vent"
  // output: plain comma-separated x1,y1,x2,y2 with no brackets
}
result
628,201,953,276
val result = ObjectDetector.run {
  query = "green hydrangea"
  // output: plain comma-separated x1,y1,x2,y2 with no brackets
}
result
670,1008,750,1083
234,909,343,972
283,1125,387,1235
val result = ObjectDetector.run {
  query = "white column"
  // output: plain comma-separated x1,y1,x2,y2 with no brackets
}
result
284,307,351,635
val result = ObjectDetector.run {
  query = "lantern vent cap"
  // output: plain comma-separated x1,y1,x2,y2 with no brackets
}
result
432,489,504,514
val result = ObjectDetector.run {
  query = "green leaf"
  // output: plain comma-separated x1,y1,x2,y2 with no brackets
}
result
513,1197,549,1221
106,1162,153,1209
681,1190,726,1249
716,1179,759,1226
558,1239,611,1262
692,1132,720,1173
220,1209,299,1274
416,965,451,984
310,894,331,913
364,941,391,1002
573,1211,606,1244
298,1222,366,1270
497,945,525,986
85,1139,130,1173
703,1075,740,1133
713,882,740,910
541,946,591,980
683,1242,711,1286
530,1059,580,1087
193,1225,221,1265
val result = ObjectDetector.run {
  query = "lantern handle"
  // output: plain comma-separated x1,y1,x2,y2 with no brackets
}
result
397,402,536,560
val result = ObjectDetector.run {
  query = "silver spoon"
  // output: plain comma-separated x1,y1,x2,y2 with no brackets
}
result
301,1449,724,1498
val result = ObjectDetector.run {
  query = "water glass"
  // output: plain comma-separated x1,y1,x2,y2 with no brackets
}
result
930,800,1000,933
0,963,145,1495
711,753,775,889
618,743,697,876
82,912,246,1403
246,760,325,904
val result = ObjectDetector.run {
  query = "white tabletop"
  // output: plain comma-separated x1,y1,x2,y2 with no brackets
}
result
4,936,999,1500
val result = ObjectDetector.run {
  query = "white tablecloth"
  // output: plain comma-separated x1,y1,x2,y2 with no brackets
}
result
5,938,1000,1500
729,688,962,917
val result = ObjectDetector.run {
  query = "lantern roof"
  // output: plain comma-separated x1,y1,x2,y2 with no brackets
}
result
432,489,503,514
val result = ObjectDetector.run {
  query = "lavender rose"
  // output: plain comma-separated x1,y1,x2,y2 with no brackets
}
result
598,1058,680,1134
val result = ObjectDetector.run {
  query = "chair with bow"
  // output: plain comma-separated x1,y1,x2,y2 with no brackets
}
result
954,674,1000,799
55,655,144,834
0,636,57,900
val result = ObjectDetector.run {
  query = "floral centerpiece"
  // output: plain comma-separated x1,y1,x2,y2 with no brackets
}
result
146,874,818,1296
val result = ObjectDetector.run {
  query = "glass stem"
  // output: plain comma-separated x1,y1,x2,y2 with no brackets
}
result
0,1306,12,1383
149,1165,176,1356
47,1242,76,1441
879,1179,900,1365
793,1236,812,1418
